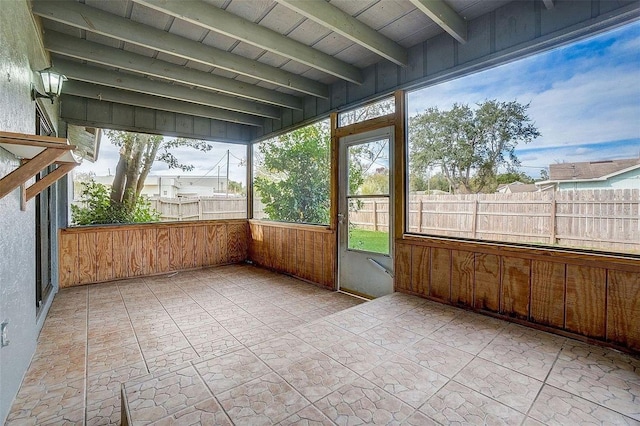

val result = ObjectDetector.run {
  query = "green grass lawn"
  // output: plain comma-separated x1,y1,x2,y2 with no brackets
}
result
348,228,389,254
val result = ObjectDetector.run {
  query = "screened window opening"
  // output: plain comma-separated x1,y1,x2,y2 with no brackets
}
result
406,22,640,255
253,120,331,225
338,97,395,127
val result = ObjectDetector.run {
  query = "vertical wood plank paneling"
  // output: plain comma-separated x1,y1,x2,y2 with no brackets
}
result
304,231,315,282
142,228,157,275
430,247,451,301
296,229,305,279
285,228,297,275
531,260,565,328
475,253,500,312
156,228,170,273
451,250,474,307
182,226,196,269
313,232,324,284
501,257,531,319
410,245,429,296
78,232,97,284
59,232,79,288
323,233,335,288
263,226,272,268
566,264,606,339
169,227,182,271
216,224,228,264
205,224,217,266
112,230,128,279
606,270,640,351
228,222,246,263
128,228,144,277
194,225,206,267
394,242,412,292
96,231,114,283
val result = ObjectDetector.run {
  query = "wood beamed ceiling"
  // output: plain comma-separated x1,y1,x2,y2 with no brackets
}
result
31,0,522,135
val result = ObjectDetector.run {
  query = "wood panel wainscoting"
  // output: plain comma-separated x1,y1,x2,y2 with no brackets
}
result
395,236,640,353
248,220,335,290
59,220,248,288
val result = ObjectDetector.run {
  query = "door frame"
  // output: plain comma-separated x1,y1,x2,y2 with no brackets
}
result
329,90,407,293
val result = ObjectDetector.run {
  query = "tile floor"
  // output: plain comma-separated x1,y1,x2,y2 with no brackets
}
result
6,264,640,425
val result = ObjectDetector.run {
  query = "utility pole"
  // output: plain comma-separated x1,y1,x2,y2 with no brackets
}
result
226,149,230,197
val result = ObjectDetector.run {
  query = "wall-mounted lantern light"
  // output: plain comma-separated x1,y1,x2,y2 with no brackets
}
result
31,68,67,104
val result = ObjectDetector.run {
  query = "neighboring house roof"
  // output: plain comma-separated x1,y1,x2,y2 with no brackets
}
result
549,158,640,181
536,158,640,186
496,183,538,193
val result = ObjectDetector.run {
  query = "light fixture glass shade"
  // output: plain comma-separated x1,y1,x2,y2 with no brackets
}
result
39,69,67,97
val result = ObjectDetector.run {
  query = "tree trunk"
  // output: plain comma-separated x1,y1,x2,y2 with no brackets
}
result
110,142,133,204
135,138,161,197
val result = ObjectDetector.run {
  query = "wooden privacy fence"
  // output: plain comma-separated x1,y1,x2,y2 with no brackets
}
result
149,197,246,221
350,189,639,253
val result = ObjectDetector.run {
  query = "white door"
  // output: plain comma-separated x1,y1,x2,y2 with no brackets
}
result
338,126,393,298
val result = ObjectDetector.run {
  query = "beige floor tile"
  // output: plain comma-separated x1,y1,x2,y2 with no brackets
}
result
529,385,639,425
315,377,414,425
218,372,309,425
251,334,322,370
547,341,640,420
322,335,394,375
292,320,356,350
360,324,423,353
478,323,565,381
145,346,200,373
181,321,231,347
402,337,474,378
6,379,85,425
454,357,543,412
87,343,145,376
363,355,448,408
276,352,359,402
124,366,211,423
234,324,281,346
194,347,272,394
192,335,242,358
138,330,191,360
420,381,525,425
428,313,506,355
326,310,382,334
400,410,440,425
278,405,335,425
153,397,233,425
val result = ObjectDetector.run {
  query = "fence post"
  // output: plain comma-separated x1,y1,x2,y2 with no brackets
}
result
418,199,423,233
373,200,378,231
550,198,557,245
471,199,478,238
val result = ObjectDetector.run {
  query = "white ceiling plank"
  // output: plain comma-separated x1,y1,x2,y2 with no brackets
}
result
134,0,364,84
63,81,265,127
32,0,328,98
409,0,467,43
44,31,303,111
542,0,555,10
53,58,282,119
274,0,408,66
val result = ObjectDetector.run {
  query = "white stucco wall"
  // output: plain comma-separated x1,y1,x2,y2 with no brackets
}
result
0,1,59,422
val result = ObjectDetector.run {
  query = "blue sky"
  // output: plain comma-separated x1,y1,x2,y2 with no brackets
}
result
78,20,640,182
408,20,640,177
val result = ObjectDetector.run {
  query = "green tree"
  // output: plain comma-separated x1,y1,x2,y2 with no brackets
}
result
107,130,213,206
254,122,331,224
71,180,159,225
496,171,534,184
104,130,213,222
409,100,540,194
227,180,245,196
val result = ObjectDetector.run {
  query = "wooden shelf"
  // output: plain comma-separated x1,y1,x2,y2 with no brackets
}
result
0,131,81,205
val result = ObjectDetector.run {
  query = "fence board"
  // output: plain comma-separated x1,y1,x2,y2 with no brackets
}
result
501,257,531,319
411,245,430,296
157,228,170,273
112,230,128,279
59,233,78,288
128,228,144,277
96,232,113,283
430,248,450,301
451,250,474,306
474,253,500,312
142,228,157,275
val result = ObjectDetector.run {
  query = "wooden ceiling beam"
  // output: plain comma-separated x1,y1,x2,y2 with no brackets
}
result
63,81,265,127
53,58,282,119
45,32,302,111
134,0,363,84
32,0,328,98
274,0,408,67
409,0,467,43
